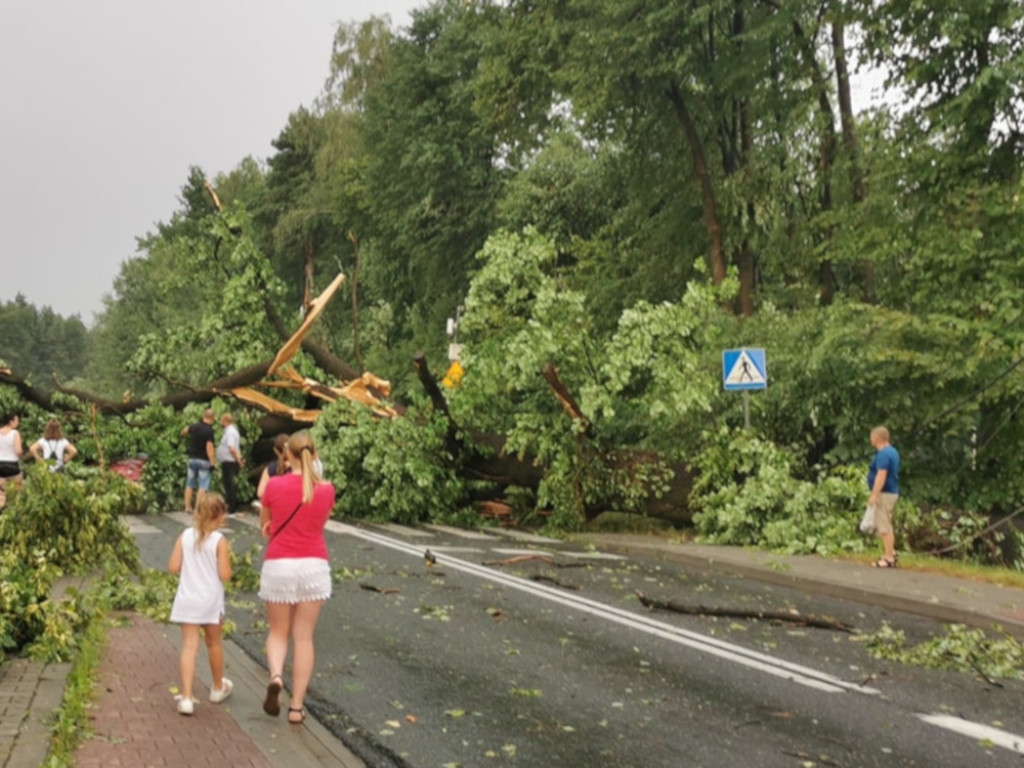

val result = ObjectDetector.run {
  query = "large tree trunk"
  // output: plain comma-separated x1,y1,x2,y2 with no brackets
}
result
348,232,364,371
411,355,695,525
667,81,728,290
832,18,875,302
736,82,757,318
789,14,839,306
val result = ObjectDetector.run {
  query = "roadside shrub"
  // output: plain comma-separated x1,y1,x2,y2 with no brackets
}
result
690,427,869,554
0,465,142,659
0,466,141,574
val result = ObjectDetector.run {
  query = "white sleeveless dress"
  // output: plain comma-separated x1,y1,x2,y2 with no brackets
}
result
170,528,226,624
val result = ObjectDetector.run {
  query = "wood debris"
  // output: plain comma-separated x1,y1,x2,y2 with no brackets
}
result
634,590,855,632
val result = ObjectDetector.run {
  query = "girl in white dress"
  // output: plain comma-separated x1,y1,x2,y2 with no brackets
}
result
168,493,233,715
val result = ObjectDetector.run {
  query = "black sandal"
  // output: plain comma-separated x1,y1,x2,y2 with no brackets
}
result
263,675,283,716
288,706,306,724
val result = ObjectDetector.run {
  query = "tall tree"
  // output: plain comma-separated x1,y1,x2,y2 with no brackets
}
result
359,0,502,356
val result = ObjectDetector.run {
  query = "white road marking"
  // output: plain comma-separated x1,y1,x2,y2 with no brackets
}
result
559,551,626,561
491,548,557,557
167,512,194,526
426,546,486,554
333,523,879,696
484,528,562,544
919,714,1024,755
367,523,435,538
423,524,500,540
121,515,162,534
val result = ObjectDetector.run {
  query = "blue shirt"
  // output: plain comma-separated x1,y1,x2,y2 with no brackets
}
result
868,445,900,494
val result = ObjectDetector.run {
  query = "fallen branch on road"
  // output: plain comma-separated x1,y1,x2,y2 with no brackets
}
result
634,591,855,633
358,583,401,595
482,555,586,568
530,574,582,591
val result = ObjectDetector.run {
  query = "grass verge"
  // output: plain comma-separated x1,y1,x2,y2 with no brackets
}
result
43,606,107,768
838,552,1024,589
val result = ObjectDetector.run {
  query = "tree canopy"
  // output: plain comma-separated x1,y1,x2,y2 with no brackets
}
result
3,0,1023,565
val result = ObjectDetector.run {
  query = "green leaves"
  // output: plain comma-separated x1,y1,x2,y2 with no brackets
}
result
0,466,143,659
863,622,1024,682
313,399,465,524
690,427,868,555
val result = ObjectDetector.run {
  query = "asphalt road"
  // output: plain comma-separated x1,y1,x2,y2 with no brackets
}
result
132,514,1024,768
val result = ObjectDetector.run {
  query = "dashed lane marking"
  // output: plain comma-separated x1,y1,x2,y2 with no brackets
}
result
121,516,162,534
482,528,562,544
423,524,500,540
490,548,556,557
919,714,1024,755
559,551,626,560
167,512,194,527
367,523,435,538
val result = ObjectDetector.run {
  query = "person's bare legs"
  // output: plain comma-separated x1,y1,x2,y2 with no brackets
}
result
179,624,201,700
265,602,293,680
880,532,896,561
183,486,194,514
203,623,224,690
288,600,324,719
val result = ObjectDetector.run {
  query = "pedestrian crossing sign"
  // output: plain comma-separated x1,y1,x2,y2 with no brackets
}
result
722,348,767,391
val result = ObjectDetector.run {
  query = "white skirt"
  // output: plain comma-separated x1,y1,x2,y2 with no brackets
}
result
259,558,332,603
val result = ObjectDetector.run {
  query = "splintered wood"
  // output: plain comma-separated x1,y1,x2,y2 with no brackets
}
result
227,272,396,423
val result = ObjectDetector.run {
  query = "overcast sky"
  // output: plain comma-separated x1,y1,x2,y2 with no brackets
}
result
1,3,886,325
0,1,424,324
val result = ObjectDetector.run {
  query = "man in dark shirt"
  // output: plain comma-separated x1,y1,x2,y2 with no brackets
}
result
181,408,216,514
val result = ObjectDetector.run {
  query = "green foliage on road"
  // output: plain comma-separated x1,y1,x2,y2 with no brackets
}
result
863,622,1024,683
0,468,141,660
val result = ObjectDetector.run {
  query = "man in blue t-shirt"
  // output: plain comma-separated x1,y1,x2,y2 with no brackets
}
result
867,426,900,567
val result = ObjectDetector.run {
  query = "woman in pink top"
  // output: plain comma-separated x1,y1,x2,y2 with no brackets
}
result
257,432,335,724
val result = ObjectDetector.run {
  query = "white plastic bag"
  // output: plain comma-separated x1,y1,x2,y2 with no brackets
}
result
859,505,876,535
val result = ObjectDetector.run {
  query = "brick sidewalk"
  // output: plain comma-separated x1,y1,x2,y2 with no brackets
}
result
75,614,273,768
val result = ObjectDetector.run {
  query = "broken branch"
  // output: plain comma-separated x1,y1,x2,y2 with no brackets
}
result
482,555,586,568
358,583,401,595
635,591,855,633
529,574,582,590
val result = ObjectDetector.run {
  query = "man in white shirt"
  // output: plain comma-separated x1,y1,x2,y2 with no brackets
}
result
216,413,244,515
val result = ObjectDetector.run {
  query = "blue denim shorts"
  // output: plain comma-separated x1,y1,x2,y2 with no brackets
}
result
185,458,212,491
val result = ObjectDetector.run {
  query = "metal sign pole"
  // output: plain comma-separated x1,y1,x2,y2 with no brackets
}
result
743,391,750,430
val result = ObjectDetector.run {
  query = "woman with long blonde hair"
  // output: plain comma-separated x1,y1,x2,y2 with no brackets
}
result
257,432,334,724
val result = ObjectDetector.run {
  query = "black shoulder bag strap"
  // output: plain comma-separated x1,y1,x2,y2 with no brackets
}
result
267,500,304,544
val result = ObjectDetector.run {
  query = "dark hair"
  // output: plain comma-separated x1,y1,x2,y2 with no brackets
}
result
1,412,19,427
272,433,290,476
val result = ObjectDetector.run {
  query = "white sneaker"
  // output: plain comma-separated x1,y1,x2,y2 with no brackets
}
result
176,696,194,715
209,678,233,703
